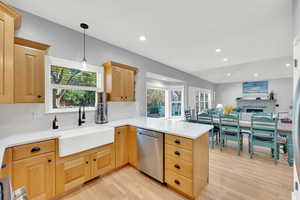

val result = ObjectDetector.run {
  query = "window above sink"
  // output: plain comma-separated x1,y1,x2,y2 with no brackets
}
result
45,56,104,113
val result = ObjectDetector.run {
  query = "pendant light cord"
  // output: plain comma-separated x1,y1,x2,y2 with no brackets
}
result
83,28,86,59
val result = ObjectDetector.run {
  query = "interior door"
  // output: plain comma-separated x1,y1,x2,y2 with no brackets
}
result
14,44,45,103
13,152,55,200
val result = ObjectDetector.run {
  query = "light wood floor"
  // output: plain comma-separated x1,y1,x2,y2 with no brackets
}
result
60,141,293,200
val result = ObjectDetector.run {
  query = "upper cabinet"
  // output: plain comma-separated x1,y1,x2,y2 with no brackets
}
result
103,61,138,102
14,37,50,103
0,2,21,103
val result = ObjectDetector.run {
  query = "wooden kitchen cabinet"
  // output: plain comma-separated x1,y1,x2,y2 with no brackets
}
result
13,152,55,200
0,148,12,179
56,155,91,195
128,126,137,167
91,144,115,178
103,61,138,102
115,126,129,168
0,3,20,103
14,37,50,103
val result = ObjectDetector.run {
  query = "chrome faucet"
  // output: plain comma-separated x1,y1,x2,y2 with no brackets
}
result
78,106,85,126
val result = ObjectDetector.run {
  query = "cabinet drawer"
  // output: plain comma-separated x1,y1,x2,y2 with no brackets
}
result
165,155,193,179
165,169,193,197
165,144,192,162
165,134,193,151
13,140,55,161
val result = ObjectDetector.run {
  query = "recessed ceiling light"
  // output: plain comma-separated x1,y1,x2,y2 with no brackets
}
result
215,48,222,53
286,63,291,67
223,58,228,62
254,73,259,77
227,73,231,76
139,35,146,41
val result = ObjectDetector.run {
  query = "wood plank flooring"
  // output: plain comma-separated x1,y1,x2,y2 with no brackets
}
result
60,141,293,200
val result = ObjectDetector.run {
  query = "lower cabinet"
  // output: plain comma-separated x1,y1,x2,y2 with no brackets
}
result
56,143,115,195
115,126,129,168
91,144,115,179
56,155,91,195
13,152,55,200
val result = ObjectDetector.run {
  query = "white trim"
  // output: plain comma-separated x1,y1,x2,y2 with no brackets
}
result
45,56,104,113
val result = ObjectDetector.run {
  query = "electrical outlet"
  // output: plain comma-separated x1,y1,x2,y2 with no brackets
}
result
33,112,44,120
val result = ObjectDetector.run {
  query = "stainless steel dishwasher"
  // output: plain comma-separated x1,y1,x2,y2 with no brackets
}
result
136,128,164,183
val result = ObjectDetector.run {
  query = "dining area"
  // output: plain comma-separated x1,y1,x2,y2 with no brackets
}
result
185,109,293,166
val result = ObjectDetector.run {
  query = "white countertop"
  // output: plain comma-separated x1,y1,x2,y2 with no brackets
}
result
0,117,212,165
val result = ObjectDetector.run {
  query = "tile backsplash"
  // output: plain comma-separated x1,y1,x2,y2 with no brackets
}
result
0,102,139,136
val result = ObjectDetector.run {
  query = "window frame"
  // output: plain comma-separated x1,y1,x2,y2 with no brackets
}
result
146,83,184,119
45,56,104,113
195,89,211,114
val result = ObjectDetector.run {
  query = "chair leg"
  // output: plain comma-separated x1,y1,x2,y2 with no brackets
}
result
273,144,278,165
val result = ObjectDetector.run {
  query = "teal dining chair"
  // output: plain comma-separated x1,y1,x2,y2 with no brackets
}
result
219,113,243,156
197,112,217,148
249,114,279,164
185,110,192,120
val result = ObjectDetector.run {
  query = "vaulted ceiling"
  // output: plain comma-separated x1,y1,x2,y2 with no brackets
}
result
6,0,293,83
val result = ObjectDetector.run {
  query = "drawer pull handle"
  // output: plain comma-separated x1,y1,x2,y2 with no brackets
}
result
1,163,6,169
174,139,181,144
174,164,181,169
31,147,41,153
37,95,42,98
93,159,96,161
174,179,180,185
174,151,180,156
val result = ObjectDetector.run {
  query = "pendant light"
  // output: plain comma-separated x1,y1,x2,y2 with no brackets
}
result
80,23,89,68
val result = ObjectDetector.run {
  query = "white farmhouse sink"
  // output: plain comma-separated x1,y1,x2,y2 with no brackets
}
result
58,126,114,157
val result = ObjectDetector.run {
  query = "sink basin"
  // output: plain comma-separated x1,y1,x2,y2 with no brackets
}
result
58,126,114,157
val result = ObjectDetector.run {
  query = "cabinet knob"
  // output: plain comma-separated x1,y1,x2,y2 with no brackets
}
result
86,161,89,164
174,139,181,144
174,179,180,185
31,147,41,153
174,164,181,169
48,159,52,163
93,159,96,161
174,151,180,156
37,95,42,98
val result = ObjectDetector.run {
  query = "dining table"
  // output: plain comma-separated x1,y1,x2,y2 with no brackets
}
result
187,118,293,166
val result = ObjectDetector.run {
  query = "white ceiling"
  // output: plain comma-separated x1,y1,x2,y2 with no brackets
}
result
6,0,293,83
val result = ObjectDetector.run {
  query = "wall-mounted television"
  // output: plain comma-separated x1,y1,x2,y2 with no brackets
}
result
243,81,268,98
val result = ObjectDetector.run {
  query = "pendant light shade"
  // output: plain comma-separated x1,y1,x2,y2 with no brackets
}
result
80,23,89,67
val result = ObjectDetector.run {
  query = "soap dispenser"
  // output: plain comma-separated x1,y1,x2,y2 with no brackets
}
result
52,115,59,129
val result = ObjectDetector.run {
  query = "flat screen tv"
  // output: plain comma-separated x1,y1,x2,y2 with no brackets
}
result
243,81,268,98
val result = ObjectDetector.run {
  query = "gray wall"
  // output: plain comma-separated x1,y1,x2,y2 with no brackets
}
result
294,0,300,37
215,78,293,113
0,9,214,135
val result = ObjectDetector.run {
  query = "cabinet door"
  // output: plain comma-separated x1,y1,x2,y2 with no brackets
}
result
0,11,14,103
14,44,45,103
128,126,137,167
115,126,128,168
13,152,55,200
122,69,135,101
91,144,115,178
56,155,90,195
111,66,124,101
0,148,12,179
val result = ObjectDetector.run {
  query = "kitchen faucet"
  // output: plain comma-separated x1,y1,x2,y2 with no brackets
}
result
78,106,85,126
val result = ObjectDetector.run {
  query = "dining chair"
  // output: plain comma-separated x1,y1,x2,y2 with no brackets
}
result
197,112,217,148
185,110,192,120
249,113,279,164
219,113,243,155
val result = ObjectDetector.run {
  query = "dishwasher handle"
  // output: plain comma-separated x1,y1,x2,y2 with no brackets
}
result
138,132,159,139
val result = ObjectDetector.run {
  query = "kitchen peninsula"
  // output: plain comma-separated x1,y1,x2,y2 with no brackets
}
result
0,117,212,199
